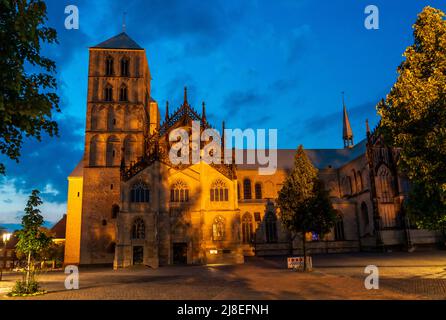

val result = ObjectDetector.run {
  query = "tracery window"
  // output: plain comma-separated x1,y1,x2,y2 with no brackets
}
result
130,182,150,203
243,178,252,200
212,216,225,241
104,85,113,101
132,218,145,239
242,213,253,243
377,165,394,203
210,179,229,202
170,180,189,203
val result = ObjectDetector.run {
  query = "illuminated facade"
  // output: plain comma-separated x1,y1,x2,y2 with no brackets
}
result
64,32,441,268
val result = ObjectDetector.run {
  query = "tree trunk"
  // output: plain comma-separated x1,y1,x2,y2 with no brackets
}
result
302,233,307,272
26,251,31,286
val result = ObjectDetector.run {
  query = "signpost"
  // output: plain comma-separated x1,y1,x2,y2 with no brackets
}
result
287,256,312,271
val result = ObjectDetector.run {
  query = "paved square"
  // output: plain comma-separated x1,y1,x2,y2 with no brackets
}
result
1,251,446,300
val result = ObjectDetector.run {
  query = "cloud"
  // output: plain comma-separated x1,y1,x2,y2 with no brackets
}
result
0,179,66,224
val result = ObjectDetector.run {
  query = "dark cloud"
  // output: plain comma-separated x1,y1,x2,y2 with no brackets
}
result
301,100,380,137
0,116,85,204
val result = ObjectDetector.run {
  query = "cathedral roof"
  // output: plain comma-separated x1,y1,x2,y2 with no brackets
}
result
236,139,367,171
69,160,84,178
92,32,143,50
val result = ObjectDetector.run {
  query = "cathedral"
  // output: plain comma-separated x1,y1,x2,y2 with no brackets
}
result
64,32,442,268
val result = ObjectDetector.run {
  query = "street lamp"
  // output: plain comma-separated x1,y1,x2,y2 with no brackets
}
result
0,232,12,281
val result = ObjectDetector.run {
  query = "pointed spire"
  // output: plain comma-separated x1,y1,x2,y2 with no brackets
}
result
202,101,206,122
342,92,354,148
122,12,127,33
183,86,188,105
165,101,169,120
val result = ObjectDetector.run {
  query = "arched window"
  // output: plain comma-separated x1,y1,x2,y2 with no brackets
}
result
210,179,228,202
106,135,120,166
377,165,394,203
265,212,277,243
212,216,225,241
89,135,105,166
105,56,114,76
132,218,145,239
255,182,262,199
119,84,128,102
361,202,369,226
334,214,345,240
242,213,253,244
121,58,130,77
130,182,150,203
170,180,189,202
104,84,113,101
111,204,120,219
243,178,252,200
124,135,137,165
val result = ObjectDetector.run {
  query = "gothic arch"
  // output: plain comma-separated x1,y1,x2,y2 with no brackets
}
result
106,135,121,167
377,164,394,203
89,134,105,166
91,105,107,130
242,213,253,244
124,135,138,165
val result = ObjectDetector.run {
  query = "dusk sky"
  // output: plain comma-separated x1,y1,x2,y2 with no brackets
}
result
1,0,445,225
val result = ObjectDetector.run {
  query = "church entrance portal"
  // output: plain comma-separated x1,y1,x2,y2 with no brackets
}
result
173,243,188,265
133,246,144,265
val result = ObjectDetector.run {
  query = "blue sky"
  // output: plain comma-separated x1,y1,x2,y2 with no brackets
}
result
1,0,445,225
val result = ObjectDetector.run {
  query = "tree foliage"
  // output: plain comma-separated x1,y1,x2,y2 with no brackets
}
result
377,6,446,230
0,0,59,175
277,145,337,270
15,189,52,289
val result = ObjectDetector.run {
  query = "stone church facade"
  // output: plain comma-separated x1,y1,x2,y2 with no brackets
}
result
64,32,442,268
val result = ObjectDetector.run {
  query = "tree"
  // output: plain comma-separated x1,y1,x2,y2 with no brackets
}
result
377,6,446,231
15,189,52,293
277,145,337,271
0,0,59,175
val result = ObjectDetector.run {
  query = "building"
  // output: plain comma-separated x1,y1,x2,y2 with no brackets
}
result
64,32,442,268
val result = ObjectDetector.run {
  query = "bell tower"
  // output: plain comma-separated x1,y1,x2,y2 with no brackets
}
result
78,32,159,265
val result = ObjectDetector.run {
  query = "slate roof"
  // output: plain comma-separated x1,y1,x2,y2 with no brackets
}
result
92,32,143,50
50,215,66,239
69,160,83,178
236,139,367,171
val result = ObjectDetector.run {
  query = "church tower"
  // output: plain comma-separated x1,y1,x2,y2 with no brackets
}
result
342,93,354,148
76,32,159,265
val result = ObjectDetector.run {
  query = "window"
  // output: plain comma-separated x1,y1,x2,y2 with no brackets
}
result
242,213,253,244
377,165,394,203
106,135,120,166
170,180,189,202
111,204,119,219
212,216,225,241
121,58,129,77
105,56,114,76
210,179,229,202
119,85,128,102
265,212,277,243
255,182,262,199
130,182,150,203
334,216,345,240
132,218,145,239
243,178,252,200
104,85,113,101
361,202,369,226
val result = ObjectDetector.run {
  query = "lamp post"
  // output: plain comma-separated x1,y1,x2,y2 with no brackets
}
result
0,232,12,281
